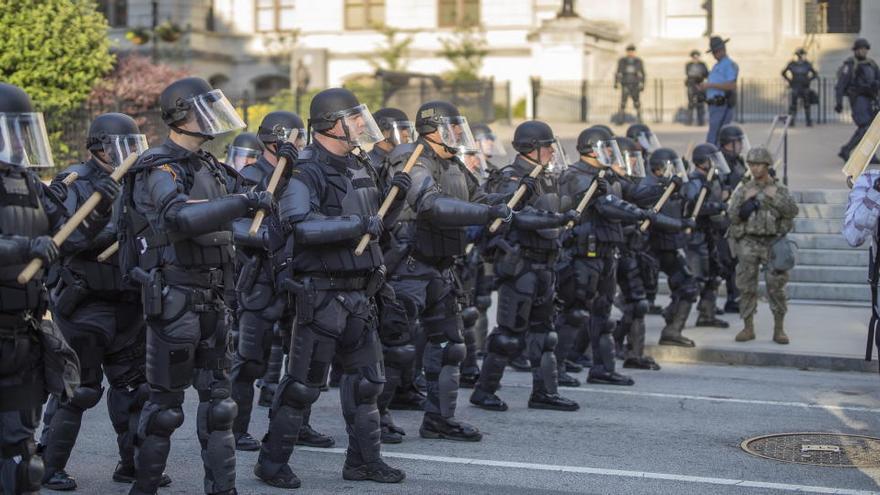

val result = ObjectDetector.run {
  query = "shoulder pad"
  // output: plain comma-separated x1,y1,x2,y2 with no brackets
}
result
59,162,94,181
388,142,418,164
130,144,182,173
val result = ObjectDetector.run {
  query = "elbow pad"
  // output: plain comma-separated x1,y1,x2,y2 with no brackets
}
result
651,213,685,232
424,197,490,227
294,216,364,245
512,209,565,230
232,218,267,249
169,194,249,235
597,195,644,222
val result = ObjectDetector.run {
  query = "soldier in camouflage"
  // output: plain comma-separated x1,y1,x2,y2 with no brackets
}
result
728,146,799,344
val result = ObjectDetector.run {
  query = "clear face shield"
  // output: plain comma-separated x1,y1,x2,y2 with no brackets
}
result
726,133,751,157
386,120,416,146
635,131,661,152
658,157,689,182
623,150,646,178
225,145,261,172
185,89,246,136
534,139,568,174
591,139,625,169
437,116,477,151
460,149,487,179
0,112,54,168
474,132,506,159
336,104,383,148
101,134,148,168
270,125,306,151
706,150,731,176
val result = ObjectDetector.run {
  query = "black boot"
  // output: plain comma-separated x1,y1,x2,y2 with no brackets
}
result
343,459,406,483
587,369,635,385
43,470,76,491
469,387,508,411
389,386,425,411
257,385,275,408
659,300,696,347
557,371,581,387
113,463,171,487
254,463,301,489
235,432,261,451
459,372,479,389
724,299,739,314
509,354,530,372
296,423,335,448
695,299,730,328
419,413,482,442
528,391,580,411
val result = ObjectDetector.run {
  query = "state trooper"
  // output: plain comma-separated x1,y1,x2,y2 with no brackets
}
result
718,124,750,313
370,107,415,180
557,127,654,385
615,44,646,123
229,111,334,452
255,88,409,488
682,143,732,329
611,136,661,370
0,83,83,495
40,113,160,491
469,120,579,412
121,77,270,495
836,38,880,161
225,132,263,172
686,50,709,126
782,48,817,127
629,148,698,347
383,100,511,441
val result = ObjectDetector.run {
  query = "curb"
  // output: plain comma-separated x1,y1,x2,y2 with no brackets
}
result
644,344,877,373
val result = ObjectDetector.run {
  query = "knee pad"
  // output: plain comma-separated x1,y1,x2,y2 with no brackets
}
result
10,439,42,493
487,331,524,357
441,342,466,366
383,344,415,368
149,407,185,437
460,306,479,328
632,299,649,318
562,309,589,327
69,385,104,411
354,376,383,406
542,331,558,352
475,295,492,311
423,315,463,345
235,358,267,383
208,397,237,431
278,379,320,410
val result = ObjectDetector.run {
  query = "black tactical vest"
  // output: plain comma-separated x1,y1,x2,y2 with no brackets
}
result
491,158,561,251
415,155,473,260
560,161,624,245
0,165,50,312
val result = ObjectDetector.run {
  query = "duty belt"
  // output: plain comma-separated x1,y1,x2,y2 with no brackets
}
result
304,276,368,291
162,266,225,288
707,95,728,106
0,312,39,331
520,247,557,264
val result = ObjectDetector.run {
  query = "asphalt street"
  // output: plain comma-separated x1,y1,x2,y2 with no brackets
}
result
52,361,880,494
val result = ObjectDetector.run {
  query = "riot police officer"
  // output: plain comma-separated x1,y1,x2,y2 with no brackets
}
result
557,127,653,385
383,100,511,441
782,48,817,127
371,108,415,180
686,50,709,126
39,113,160,491
229,111,333,452
255,88,408,488
615,44,646,123
0,83,85,495
629,148,698,347
836,38,880,161
469,120,579,412
683,143,731,329
225,132,263,172
122,77,269,495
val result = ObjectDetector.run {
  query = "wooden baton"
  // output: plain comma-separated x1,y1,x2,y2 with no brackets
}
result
354,143,424,256
565,169,606,230
639,180,677,232
61,172,79,186
488,162,545,233
684,167,716,235
248,142,293,236
18,153,139,284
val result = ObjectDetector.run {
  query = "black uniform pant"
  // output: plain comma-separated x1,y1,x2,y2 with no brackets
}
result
41,295,147,478
258,286,384,477
614,249,650,360
132,282,236,495
788,86,812,125
389,257,464,418
0,314,46,495
654,249,699,316
686,233,723,319
841,95,879,160
476,256,558,396
619,84,643,119
687,84,706,126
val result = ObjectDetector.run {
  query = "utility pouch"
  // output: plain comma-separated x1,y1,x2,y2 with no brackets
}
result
235,255,261,294
38,318,81,402
131,267,164,318
365,266,386,297
284,278,315,325
53,277,89,318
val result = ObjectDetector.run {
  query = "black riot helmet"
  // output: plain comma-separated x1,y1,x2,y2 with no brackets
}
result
257,110,305,150
86,113,148,167
414,100,477,154
853,38,871,51
625,123,650,141
626,123,661,151
691,143,718,167
373,108,409,130
308,87,382,148
512,120,565,170
795,47,807,57
576,127,612,155
718,124,745,146
0,83,54,168
589,124,615,137
415,100,460,134
232,132,263,150
159,77,244,139
373,107,415,146
648,147,686,179
226,132,263,172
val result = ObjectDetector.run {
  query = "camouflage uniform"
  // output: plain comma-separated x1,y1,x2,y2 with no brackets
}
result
728,176,798,331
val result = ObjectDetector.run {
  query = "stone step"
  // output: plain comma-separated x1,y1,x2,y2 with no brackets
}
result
796,203,846,219
789,265,866,284
791,189,850,204
658,278,870,302
797,248,868,266
788,232,867,250
793,217,842,234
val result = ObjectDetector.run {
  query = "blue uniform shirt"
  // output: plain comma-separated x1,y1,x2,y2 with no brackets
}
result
706,56,739,100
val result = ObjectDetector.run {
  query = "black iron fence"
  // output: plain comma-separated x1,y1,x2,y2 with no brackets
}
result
532,77,853,125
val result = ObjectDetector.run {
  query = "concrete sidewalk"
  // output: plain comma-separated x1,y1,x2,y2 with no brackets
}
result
642,294,877,373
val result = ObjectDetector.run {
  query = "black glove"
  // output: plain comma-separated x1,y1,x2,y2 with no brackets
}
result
873,177,880,193
834,103,843,114
670,175,684,188
488,204,512,222
94,176,121,211
519,176,538,201
276,141,298,164
562,209,580,224
595,176,609,195
48,181,68,203
245,190,274,212
738,197,761,220
638,208,655,222
682,217,697,230
29,236,59,265
361,214,384,237
389,171,412,196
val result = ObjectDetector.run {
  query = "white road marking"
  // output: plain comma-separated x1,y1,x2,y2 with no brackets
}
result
504,384,880,414
300,447,880,494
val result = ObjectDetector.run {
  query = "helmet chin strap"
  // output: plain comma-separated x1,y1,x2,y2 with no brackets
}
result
171,125,214,141
422,135,457,156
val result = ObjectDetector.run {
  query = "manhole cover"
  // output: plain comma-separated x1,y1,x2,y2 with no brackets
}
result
741,433,880,467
